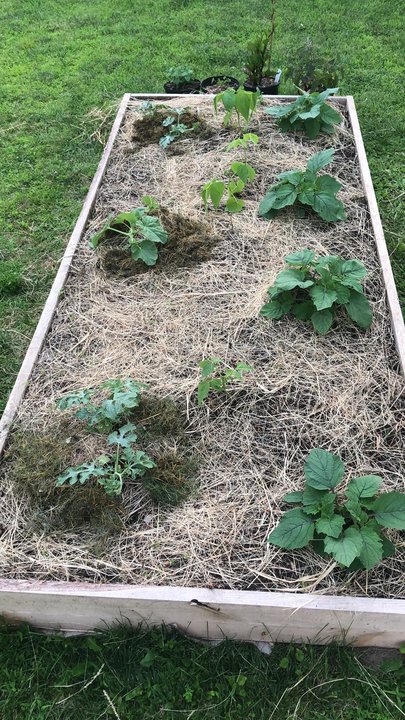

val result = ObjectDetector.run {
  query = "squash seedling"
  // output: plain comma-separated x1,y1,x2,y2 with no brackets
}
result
90,199,168,266
259,148,346,222
197,357,252,404
268,448,405,571
260,249,372,334
265,88,341,139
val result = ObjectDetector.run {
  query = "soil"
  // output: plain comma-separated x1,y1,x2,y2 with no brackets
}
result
164,80,201,94
132,107,210,148
99,207,221,277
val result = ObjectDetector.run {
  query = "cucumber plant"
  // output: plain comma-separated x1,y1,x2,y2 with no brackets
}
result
260,249,372,334
268,448,405,571
201,161,256,213
214,87,261,129
197,357,252,404
259,148,346,222
265,88,341,138
90,200,168,266
159,108,200,149
56,423,155,497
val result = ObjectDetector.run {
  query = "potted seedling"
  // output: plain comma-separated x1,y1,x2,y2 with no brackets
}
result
243,0,281,95
164,65,201,94
201,75,240,94
285,38,342,93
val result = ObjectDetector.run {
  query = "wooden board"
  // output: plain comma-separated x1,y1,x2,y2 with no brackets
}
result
1,579,404,647
0,95,404,647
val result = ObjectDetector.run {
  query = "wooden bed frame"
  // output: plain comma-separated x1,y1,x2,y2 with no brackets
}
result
1,95,404,647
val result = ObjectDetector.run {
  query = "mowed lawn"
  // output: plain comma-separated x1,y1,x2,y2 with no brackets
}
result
0,1,404,717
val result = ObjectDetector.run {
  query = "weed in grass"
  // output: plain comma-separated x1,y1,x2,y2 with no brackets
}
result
0,261,24,296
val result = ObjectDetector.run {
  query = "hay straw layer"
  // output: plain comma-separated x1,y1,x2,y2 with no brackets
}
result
1,97,404,597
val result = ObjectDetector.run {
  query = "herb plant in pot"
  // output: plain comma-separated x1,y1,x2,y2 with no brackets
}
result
285,38,342,93
243,0,281,95
164,66,201,94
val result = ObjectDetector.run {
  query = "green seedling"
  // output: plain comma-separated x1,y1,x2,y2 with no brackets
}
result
57,378,147,431
166,65,194,87
266,88,341,139
214,87,261,129
268,448,405,571
197,357,252,404
201,161,256,213
226,133,259,162
260,249,372,334
259,148,346,222
90,200,167,266
160,108,200,148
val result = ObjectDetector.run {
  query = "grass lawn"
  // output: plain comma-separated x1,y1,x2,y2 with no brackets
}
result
0,0,404,716
0,623,403,719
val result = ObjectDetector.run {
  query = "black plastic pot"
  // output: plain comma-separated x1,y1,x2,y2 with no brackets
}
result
163,79,201,94
243,79,280,95
201,75,240,94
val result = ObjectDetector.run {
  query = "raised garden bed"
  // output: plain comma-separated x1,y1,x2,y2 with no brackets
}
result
0,94,404,646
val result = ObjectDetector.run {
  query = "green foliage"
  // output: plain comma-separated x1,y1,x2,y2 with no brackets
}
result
0,260,24,297
244,3,276,85
159,108,200,148
201,161,256,213
286,38,343,92
266,88,341,138
213,87,261,129
57,378,147,431
197,357,252,404
226,132,259,154
56,424,155,496
268,448,405,570
259,148,346,222
260,249,372,334
90,202,168,266
166,65,194,87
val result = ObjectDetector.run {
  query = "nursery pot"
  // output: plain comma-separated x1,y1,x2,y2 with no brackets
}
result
201,75,240,94
243,69,282,95
163,79,201,94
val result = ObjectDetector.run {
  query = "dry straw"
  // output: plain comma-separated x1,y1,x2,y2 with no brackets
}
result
1,97,404,596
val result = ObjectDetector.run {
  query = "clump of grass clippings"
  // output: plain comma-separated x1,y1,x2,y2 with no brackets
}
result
142,450,198,506
131,395,186,439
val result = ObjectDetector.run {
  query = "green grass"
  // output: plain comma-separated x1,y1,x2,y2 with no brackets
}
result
0,623,403,719
0,0,404,412
0,1,404,715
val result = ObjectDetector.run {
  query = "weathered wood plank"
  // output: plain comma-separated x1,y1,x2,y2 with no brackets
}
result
1,579,404,647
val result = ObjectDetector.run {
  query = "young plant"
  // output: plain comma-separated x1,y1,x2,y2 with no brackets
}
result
226,133,259,162
268,448,405,571
214,87,261,129
244,1,276,87
159,108,200,148
266,88,341,139
57,423,155,496
286,38,343,93
201,160,256,213
259,148,346,222
57,378,147,431
90,200,168,266
260,249,372,334
166,65,194,88
197,357,252,404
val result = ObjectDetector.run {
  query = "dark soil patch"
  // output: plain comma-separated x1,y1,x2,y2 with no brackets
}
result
130,395,186,440
6,430,124,533
99,207,220,277
132,107,211,148
142,449,198,506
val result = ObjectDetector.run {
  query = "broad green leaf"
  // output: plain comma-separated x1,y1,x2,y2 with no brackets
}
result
285,249,315,266
309,285,337,310
346,475,382,501
307,148,335,173
304,117,321,139
135,239,159,266
231,161,255,183
311,308,334,335
316,514,345,538
283,491,304,503
277,170,303,186
235,90,254,122
320,492,337,518
320,122,335,135
268,508,315,549
302,485,328,509
304,448,345,490
319,104,341,125
345,290,372,329
373,492,405,529
341,259,367,282
309,190,346,222
317,88,339,102
324,526,364,567
207,180,225,209
197,379,211,405
358,526,383,570
292,300,315,321
258,191,279,216
344,498,369,524
199,357,220,378
107,423,138,448
334,282,351,304
274,269,314,291
138,215,168,244
226,196,245,213
266,104,293,118
271,184,298,209
260,300,283,319
317,174,342,194
300,104,321,120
